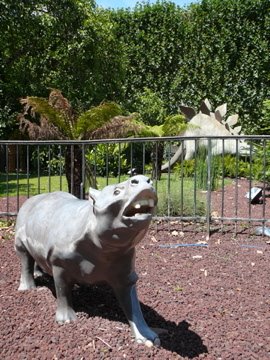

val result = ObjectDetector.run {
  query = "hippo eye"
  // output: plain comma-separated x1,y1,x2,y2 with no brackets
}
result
114,189,121,196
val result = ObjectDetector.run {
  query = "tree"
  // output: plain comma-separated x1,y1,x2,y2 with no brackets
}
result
0,0,125,139
113,0,270,133
112,1,185,112
18,89,141,197
131,89,186,179
169,0,270,133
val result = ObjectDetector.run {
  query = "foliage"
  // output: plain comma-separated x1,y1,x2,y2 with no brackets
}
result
170,0,270,134
196,152,220,191
174,159,195,178
85,143,129,177
31,145,65,175
1,0,270,140
0,0,125,138
251,141,270,183
114,0,270,133
220,155,251,179
258,100,270,134
173,152,257,189
18,89,134,140
112,2,186,112
162,114,187,136
0,106,17,139
18,89,141,196
134,87,167,126
74,103,124,139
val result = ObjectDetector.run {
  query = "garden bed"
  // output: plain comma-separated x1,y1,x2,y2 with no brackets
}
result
1,179,270,359
1,219,270,359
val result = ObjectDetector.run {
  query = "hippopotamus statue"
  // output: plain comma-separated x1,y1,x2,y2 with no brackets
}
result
15,175,159,346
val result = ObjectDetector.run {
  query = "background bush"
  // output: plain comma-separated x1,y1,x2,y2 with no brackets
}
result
1,0,269,139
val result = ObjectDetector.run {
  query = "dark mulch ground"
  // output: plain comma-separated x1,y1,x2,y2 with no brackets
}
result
1,179,270,359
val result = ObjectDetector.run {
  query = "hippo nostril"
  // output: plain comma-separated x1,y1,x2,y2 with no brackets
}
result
131,178,139,185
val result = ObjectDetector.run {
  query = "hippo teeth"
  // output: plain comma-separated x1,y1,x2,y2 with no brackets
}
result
133,199,155,209
124,198,155,217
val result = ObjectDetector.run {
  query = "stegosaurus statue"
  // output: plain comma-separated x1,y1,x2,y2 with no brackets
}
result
161,99,249,172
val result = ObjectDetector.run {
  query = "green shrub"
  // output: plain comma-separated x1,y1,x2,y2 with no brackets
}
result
31,145,65,175
220,155,250,178
173,159,195,178
251,141,270,183
85,144,129,177
172,153,253,189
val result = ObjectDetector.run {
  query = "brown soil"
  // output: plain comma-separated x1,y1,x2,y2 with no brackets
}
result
0,180,270,359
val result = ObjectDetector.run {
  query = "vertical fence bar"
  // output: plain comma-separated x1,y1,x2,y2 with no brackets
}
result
93,144,97,188
248,140,253,233
5,145,9,219
262,140,266,235
81,144,85,199
26,145,30,198
70,144,74,195
106,143,109,185
130,142,133,176
194,139,198,218
220,139,225,233
206,138,212,240
234,139,239,236
48,144,51,192
180,140,184,224
167,142,171,219
37,145,41,194
59,145,63,191
16,144,20,213
118,142,121,183
142,142,146,175
154,141,158,194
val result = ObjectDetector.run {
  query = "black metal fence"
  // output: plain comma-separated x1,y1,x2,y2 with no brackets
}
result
1,136,270,237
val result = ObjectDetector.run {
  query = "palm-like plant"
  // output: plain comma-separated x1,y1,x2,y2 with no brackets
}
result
135,114,187,179
18,89,142,197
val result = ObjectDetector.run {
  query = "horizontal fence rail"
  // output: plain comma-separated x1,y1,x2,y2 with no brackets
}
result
1,136,270,237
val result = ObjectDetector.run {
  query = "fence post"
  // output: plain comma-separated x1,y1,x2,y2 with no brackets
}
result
206,138,212,240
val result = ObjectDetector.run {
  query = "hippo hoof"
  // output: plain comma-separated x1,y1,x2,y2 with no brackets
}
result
18,281,36,291
145,337,161,347
136,335,160,347
56,309,77,324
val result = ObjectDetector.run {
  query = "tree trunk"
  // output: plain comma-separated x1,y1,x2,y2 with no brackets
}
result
65,145,84,199
151,142,164,180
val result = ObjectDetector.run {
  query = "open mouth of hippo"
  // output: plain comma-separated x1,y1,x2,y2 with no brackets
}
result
122,190,157,221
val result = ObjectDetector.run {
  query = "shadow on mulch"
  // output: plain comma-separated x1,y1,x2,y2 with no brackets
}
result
35,274,208,358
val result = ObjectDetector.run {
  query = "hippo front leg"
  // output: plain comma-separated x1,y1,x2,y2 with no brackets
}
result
15,239,36,291
52,265,76,324
113,279,160,347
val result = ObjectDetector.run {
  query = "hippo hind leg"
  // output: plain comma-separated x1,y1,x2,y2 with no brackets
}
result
15,237,36,291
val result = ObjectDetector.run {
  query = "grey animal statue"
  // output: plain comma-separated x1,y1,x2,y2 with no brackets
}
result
15,175,159,347
161,98,250,172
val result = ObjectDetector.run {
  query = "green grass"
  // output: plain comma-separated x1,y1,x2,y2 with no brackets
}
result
0,173,132,197
0,172,207,217
0,173,69,197
154,173,206,217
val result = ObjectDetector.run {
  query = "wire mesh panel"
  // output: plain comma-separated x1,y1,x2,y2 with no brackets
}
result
1,136,270,238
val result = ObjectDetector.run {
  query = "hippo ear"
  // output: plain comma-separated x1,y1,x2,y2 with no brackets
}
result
88,188,101,204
